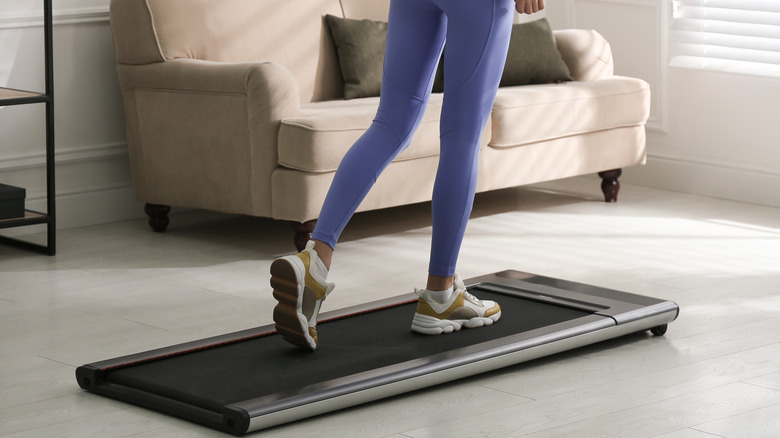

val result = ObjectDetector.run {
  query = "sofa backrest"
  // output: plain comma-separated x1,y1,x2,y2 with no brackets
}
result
110,0,372,103
110,0,612,103
341,0,391,21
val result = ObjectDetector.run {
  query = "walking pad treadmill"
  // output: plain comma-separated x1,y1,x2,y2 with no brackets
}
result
76,270,679,435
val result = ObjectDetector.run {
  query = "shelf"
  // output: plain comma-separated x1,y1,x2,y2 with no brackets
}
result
0,87,49,106
0,0,56,255
0,210,53,255
0,210,50,229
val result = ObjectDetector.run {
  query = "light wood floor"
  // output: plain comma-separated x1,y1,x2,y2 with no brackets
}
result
1,176,779,437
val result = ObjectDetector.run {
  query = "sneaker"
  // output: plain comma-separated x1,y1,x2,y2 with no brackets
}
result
411,274,501,335
270,241,334,350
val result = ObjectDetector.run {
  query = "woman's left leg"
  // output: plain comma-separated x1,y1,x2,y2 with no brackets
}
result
427,0,515,278
411,0,515,335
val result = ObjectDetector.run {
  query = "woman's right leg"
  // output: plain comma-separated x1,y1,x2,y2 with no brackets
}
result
310,0,447,251
272,0,447,350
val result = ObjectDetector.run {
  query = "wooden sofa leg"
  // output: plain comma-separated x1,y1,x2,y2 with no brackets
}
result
144,203,171,232
291,220,317,252
598,169,622,202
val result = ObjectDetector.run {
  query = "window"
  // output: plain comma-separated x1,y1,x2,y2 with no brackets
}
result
671,0,780,77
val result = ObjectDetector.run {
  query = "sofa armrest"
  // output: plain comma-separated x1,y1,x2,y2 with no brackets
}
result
117,58,300,107
116,59,300,216
554,29,614,82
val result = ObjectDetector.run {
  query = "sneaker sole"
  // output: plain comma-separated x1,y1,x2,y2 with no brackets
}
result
270,257,317,350
410,311,502,335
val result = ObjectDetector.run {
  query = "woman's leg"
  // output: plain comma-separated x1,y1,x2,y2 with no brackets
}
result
411,0,514,335
427,0,514,279
310,0,447,252
272,0,448,350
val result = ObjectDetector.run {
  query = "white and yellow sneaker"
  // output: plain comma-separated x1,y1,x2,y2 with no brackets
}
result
270,241,335,350
411,274,501,335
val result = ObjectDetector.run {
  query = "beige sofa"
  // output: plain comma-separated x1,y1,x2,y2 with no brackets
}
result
109,0,650,250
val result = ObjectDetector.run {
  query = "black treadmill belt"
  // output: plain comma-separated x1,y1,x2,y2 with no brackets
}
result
107,288,590,411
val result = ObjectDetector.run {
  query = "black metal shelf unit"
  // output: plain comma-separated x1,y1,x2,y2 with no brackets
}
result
0,0,56,255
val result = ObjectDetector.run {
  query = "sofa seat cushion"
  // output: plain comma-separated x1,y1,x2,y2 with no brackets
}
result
489,76,650,148
278,94,445,172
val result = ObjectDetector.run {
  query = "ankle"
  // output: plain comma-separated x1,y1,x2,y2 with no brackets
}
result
311,240,333,271
426,274,455,292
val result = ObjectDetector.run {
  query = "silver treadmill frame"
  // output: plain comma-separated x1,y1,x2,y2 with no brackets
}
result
76,270,679,435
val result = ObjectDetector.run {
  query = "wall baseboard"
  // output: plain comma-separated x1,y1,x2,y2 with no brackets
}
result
624,153,780,209
0,142,145,236
0,142,128,172
0,184,144,239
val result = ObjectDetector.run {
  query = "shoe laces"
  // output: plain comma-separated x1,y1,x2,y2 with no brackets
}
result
461,289,484,306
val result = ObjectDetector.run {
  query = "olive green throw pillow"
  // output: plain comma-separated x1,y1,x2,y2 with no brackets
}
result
325,15,571,99
325,14,387,99
500,18,572,86
325,14,445,99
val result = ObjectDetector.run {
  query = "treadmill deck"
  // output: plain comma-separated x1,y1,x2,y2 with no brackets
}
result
76,270,679,435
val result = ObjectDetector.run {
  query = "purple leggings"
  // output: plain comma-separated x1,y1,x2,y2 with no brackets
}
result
311,0,514,277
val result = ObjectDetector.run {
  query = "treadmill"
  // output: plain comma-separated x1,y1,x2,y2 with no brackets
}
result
76,270,679,435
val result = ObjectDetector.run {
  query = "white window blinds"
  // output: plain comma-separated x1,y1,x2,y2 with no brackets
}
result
671,0,780,76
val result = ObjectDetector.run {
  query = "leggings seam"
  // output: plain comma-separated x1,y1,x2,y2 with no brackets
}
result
382,73,426,103
446,1,497,96
376,74,427,143
440,119,482,138
381,73,431,141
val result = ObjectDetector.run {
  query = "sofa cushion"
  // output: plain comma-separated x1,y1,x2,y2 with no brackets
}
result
489,77,650,148
500,18,572,87
278,94,446,172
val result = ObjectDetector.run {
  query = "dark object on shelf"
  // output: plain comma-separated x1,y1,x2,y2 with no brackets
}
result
0,183,26,220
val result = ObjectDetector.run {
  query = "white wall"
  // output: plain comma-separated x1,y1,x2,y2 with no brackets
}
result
546,0,780,208
1,0,140,236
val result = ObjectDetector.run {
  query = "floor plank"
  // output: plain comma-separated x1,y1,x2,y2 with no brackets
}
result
517,383,779,438
692,403,780,438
